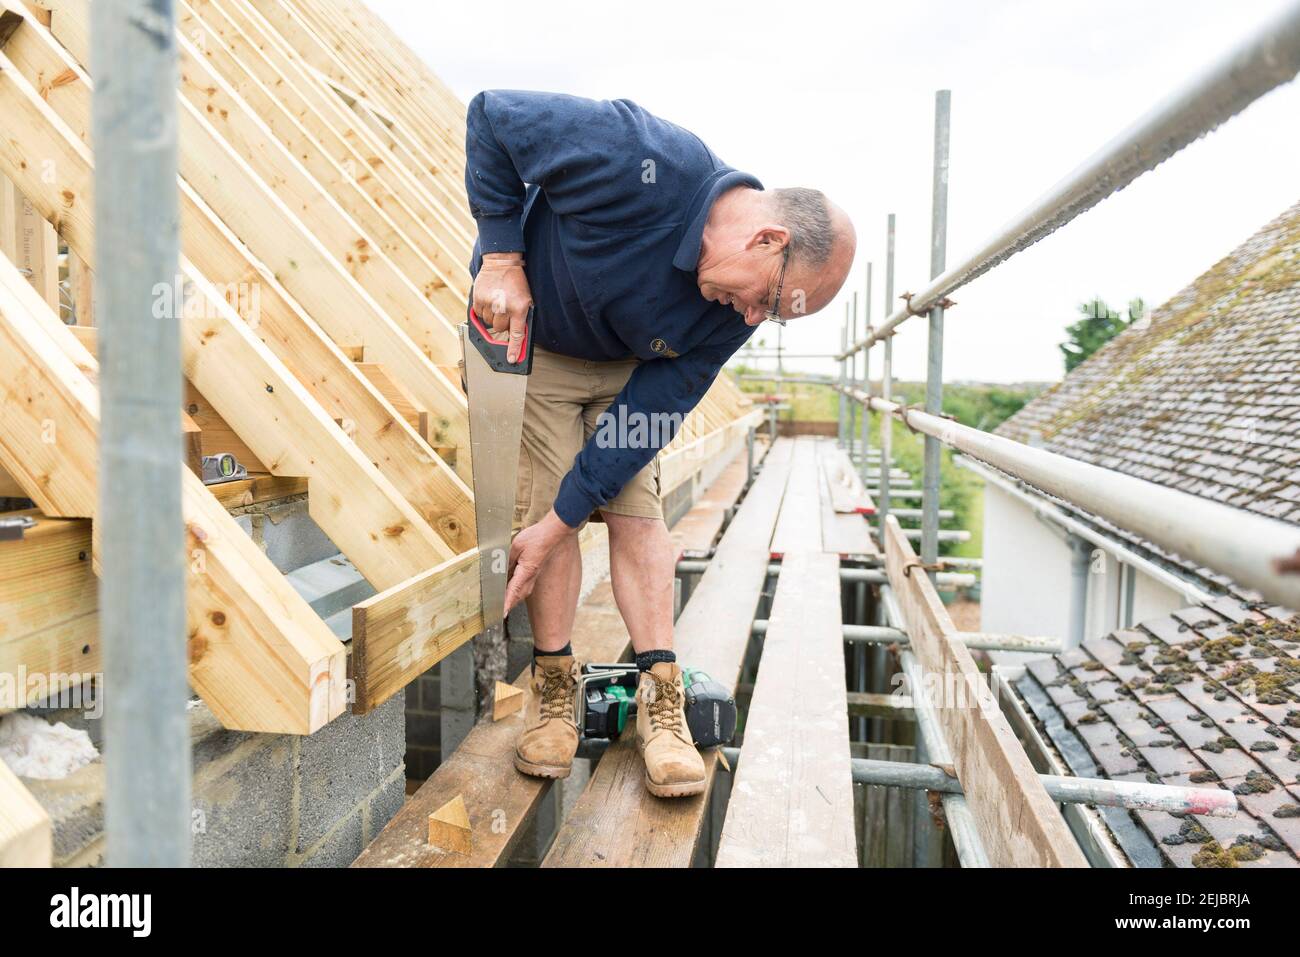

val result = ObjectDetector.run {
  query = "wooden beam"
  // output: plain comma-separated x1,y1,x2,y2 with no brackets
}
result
670,446,749,556
0,509,97,711
883,516,1086,867
182,380,268,474
0,2,23,49
180,263,455,585
357,361,429,441
259,0,474,238
0,465,24,498
354,569,629,868
658,408,762,495
66,246,91,324
846,691,914,720
816,439,879,557
0,250,347,734
350,521,612,715
22,7,474,484
0,759,50,866
716,549,857,868
350,549,479,716
0,245,98,518
542,439,796,867
0,29,475,552
166,21,465,365
178,0,472,303
0,175,59,311
197,0,473,281
770,436,822,555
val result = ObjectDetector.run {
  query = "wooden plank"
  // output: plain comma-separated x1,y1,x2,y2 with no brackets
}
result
263,0,474,237
716,549,857,867
883,516,1086,867
350,549,480,715
541,439,796,868
353,576,631,868
669,443,749,556
769,436,822,556
0,509,97,711
357,362,429,441
176,0,471,329
178,263,455,587
1,176,59,311
658,408,762,495
0,3,25,47
822,443,876,514
65,246,90,324
66,325,239,477
19,8,475,486
183,381,268,474
0,465,24,498
0,759,51,866
0,248,347,734
817,440,880,558
846,691,914,720
200,0,474,284
0,25,475,551
207,474,308,509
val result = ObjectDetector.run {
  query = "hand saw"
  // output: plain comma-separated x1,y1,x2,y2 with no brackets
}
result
461,303,535,637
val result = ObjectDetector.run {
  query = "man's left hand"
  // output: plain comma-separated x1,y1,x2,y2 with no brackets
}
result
505,509,577,611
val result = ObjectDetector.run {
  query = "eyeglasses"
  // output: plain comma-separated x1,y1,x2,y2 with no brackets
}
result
764,246,790,326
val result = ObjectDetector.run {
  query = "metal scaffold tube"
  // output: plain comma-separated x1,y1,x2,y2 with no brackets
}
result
848,759,1238,817
94,0,192,866
899,650,990,868
921,90,951,581
838,1,1300,361
843,388,1300,609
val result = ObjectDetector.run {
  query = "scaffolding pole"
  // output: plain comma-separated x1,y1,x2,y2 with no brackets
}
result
842,389,1300,609
859,262,872,484
921,90,951,584
899,650,990,868
838,1,1300,360
848,759,1238,817
94,0,191,866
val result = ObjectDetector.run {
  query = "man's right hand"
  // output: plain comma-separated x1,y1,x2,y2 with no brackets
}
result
473,252,533,364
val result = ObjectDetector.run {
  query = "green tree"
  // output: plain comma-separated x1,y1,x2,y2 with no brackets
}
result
1059,297,1145,373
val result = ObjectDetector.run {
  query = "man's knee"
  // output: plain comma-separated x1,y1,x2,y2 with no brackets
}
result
601,511,665,537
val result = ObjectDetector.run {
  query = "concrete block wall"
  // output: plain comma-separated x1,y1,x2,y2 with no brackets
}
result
25,693,406,867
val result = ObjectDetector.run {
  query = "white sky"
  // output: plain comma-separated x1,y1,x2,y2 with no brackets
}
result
371,0,1300,384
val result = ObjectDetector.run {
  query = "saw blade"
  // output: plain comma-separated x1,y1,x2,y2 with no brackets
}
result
461,324,529,632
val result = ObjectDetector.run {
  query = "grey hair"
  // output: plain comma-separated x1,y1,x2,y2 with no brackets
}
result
771,187,834,266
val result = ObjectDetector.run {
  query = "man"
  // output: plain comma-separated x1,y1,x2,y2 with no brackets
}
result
465,90,855,798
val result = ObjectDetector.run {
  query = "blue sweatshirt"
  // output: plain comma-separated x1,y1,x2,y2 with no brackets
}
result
465,90,761,527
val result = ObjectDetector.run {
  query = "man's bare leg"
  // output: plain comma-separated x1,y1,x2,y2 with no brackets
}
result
603,511,704,796
522,530,582,653
514,527,582,780
601,512,675,652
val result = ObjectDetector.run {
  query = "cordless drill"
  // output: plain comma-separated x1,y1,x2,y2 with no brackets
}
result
579,663,737,747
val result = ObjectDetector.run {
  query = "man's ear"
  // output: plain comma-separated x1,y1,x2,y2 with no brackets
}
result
747,224,790,251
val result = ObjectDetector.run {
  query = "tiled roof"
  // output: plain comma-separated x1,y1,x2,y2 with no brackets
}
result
997,200,1300,525
1014,599,1300,867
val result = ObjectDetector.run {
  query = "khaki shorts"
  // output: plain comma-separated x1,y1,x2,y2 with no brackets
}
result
516,346,663,529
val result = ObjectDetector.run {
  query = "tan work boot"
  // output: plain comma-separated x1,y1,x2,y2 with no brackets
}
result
636,662,707,798
514,654,580,779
